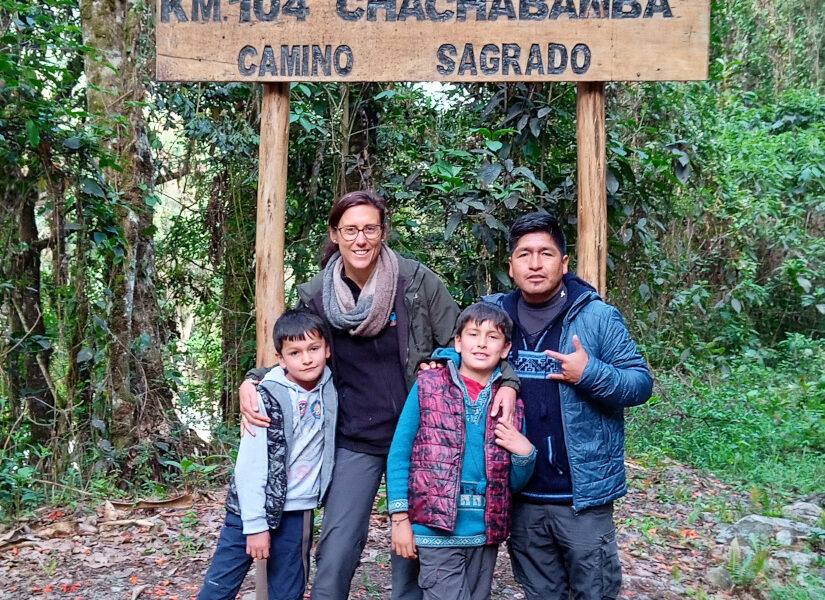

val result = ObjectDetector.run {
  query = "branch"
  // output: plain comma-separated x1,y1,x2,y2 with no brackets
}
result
1,411,26,455
0,298,42,359
31,236,53,252
32,478,95,497
10,297,61,407
154,162,193,187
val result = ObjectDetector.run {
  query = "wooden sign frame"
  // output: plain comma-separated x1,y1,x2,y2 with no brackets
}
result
154,0,710,365
156,0,710,83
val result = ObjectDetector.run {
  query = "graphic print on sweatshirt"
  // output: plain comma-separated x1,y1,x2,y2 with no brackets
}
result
284,389,325,510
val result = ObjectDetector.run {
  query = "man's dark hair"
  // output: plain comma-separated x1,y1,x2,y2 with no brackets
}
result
508,212,566,256
272,309,327,353
456,302,513,343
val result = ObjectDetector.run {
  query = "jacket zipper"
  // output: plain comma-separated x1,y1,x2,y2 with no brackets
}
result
448,364,500,531
558,291,594,512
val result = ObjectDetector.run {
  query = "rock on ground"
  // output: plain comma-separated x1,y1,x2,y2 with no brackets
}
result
781,501,824,525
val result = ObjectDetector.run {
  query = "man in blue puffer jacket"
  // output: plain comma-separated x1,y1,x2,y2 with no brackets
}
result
484,213,653,600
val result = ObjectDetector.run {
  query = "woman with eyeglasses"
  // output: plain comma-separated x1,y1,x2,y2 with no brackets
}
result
239,190,517,600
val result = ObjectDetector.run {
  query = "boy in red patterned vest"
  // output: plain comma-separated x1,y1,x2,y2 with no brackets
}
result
387,302,536,600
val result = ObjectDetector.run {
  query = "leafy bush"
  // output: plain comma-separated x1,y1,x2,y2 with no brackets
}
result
607,85,825,368
627,335,825,497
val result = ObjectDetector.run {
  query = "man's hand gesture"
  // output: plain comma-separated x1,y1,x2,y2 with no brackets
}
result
545,334,589,384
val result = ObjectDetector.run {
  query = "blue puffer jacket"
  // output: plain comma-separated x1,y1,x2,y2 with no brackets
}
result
485,277,653,511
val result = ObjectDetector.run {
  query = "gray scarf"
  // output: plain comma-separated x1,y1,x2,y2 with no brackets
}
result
322,244,399,337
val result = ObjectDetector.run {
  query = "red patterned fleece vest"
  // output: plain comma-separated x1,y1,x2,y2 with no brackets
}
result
408,367,524,544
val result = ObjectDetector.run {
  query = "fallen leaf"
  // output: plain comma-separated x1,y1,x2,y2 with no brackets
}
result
0,526,36,550
77,522,99,535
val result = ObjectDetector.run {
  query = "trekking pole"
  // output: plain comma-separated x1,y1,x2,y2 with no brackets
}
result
256,559,268,600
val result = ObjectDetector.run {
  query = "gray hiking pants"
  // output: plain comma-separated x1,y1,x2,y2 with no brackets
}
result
508,502,621,600
417,545,498,600
310,447,421,600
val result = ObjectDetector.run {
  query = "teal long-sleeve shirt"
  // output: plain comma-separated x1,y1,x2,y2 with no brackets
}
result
387,358,535,547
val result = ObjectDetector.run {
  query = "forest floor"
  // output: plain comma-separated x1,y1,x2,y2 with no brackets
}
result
0,456,822,600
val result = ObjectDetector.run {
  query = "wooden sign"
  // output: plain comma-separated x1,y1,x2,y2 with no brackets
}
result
156,0,710,82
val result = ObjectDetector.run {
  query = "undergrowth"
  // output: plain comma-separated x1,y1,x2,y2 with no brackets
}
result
628,334,825,503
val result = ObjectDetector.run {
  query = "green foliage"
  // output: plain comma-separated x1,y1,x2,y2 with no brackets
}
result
767,583,825,600
1,0,825,517
728,539,769,589
161,456,223,489
606,82,825,367
628,335,825,498
174,509,206,555
0,455,44,516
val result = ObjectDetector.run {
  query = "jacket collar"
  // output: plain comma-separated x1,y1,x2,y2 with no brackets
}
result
498,273,598,355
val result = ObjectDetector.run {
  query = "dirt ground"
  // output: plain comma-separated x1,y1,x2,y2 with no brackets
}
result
0,457,820,599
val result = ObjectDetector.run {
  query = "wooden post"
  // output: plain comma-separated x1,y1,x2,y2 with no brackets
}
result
255,82,290,367
576,82,607,297
255,559,268,600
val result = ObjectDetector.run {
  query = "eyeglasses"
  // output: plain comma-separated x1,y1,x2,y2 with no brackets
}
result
336,224,383,241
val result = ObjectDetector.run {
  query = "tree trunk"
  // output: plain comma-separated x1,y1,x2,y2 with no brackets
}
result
80,0,178,455
64,193,94,454
9,173,56,445
213,169,256,426
338,84,380,195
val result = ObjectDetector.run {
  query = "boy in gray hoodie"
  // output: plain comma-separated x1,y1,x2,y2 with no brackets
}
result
199,310,337,600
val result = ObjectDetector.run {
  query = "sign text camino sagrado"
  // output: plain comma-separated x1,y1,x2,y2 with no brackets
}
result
156,0,710,82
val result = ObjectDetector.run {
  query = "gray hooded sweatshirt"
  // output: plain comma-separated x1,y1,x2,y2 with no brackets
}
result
230,365,337,534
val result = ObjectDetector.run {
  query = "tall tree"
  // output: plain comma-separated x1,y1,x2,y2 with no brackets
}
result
80,0,178,453
1,168,55,446
0,2,68,452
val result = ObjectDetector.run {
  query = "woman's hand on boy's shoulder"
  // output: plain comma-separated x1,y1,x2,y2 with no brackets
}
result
246,530,270,560
418,360,444,371
239,379,270,436
491,386,515,424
